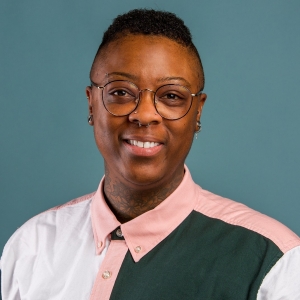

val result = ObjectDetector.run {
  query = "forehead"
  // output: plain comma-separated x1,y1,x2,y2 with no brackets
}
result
93,35,201,87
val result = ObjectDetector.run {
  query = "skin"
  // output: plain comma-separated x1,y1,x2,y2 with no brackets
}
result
86,35,207,223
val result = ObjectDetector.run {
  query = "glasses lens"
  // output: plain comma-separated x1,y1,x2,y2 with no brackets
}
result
155,85,192,120
103,81,139,116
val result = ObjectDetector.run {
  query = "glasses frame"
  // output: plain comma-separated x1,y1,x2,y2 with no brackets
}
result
90,79,203,120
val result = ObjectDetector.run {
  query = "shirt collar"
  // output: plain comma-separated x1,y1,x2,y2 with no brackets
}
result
91,165,199,262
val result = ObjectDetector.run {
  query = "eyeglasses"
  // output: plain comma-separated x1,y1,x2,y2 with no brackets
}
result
90,80,202,120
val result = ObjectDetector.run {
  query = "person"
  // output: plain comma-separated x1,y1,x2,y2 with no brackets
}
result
1,8,300,300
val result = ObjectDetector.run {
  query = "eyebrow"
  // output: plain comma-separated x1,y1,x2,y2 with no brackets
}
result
106,72,138,81
107,72,192,88
156,77,192,89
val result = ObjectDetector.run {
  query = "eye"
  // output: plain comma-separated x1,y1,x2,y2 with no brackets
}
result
159,91,185,100
159,92,185,102
156,87,188,107
106,87,137,104
164,93,180,100
108,88,136,98
157,85,187,101
112,89,128,97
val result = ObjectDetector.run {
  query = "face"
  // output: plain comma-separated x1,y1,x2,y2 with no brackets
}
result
86,35,206,190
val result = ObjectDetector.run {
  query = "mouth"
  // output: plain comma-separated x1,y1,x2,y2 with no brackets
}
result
126,140,161,148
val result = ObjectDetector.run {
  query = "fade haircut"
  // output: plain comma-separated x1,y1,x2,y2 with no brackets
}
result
90,9,205,88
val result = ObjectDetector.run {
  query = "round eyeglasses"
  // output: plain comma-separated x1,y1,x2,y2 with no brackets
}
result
90,80,203,120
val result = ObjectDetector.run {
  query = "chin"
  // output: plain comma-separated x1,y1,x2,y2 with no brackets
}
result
121,167,165,187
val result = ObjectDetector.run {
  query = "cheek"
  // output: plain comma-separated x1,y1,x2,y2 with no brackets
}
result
172,105,199,148
169,120,195,151
94,114,108,136
93,114,117,154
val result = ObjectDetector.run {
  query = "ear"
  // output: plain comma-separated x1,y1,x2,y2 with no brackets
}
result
86,86,94,125
195,93,207,131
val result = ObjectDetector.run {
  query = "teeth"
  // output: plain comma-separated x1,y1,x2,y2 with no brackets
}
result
128,140,160,148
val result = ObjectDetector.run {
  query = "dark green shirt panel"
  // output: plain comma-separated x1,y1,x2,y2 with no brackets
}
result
110,211,283,300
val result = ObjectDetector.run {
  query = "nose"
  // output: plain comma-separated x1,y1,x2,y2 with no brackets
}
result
128,89,162,126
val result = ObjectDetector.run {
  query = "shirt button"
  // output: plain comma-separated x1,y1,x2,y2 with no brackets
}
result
134,246,142,253
97,241,103,248
116,228,123,237
102,271,112,279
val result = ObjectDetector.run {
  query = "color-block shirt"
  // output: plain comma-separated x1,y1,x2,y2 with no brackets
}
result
1,167,300,299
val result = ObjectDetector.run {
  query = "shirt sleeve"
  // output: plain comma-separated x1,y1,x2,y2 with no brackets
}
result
1,240,22,300
257,245,300,299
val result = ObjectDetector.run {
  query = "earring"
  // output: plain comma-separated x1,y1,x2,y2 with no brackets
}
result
88,114,93,125
195,121,201,139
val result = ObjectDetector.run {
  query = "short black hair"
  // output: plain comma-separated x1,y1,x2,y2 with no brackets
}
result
90,9,204,87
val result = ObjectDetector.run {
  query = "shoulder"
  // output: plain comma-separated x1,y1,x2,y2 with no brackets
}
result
0,192,96,299
2,192,95,260
194,185,300,253
192,185,300,297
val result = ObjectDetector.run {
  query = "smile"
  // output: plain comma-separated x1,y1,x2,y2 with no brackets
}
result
127,140,160,148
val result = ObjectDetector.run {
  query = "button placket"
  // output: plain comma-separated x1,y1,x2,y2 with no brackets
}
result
90,240,128,300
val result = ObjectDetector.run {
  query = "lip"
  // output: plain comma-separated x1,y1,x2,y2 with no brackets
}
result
122,136,164,157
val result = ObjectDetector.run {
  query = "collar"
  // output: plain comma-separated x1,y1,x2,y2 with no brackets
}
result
91,166,199,262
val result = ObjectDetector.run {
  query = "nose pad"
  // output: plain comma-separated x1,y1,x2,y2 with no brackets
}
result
129,89,161,125
139,89,155,101
136,89,156,108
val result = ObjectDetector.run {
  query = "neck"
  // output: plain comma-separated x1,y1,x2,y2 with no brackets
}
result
103,169,184,223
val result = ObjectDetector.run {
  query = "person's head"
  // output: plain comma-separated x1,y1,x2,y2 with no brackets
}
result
86,9,207,189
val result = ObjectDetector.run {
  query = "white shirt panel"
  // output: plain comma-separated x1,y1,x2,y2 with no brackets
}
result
257,246,300,300
1,199,109,300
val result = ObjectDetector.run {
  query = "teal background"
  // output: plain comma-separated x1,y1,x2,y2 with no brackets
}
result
0,1,299,252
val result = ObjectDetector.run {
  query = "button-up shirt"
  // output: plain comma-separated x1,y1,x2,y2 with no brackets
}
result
1,167,300,299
